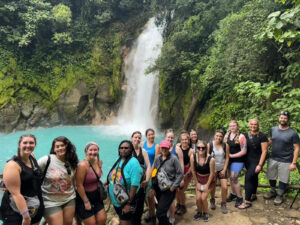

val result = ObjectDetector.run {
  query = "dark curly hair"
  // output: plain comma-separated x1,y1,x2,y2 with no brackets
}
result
50,136,79,170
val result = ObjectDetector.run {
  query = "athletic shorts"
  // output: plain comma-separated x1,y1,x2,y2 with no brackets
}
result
76,189,104,220
215,170,228,179
196,174,216,190
230,162,244,173
44,198,75,217
267,158,290,184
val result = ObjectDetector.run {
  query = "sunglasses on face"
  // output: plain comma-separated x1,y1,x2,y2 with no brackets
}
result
119,147,129,150
196,146,207,151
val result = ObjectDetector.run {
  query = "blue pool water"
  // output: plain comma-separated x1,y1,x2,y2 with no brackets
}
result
0,125,163,176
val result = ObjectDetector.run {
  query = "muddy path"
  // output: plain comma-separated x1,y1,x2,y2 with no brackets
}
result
107,188,300,225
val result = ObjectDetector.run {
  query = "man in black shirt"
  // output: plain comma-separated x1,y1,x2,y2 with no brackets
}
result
264,112,300,205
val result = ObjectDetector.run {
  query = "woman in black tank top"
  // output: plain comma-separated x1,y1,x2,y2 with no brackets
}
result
191,140,215,222
175,133,193,215
131,131,152,225
0,134,44,225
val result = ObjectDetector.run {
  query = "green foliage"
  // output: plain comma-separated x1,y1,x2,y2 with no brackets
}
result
52,4,72,27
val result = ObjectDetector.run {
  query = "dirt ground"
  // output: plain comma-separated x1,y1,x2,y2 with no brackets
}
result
107,187,300,225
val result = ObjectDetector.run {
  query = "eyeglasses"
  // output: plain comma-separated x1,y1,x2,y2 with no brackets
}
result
65,163,71,175
196,146,207,151
119,147,129,150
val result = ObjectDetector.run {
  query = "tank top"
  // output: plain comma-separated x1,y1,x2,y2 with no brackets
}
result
133,147,145,166
194,155,212,175
1,155,43,219
211,141,225,171
227,134,244,163
180,145,190,166
170,144,177,157
84,161,102,192
143,140,156,166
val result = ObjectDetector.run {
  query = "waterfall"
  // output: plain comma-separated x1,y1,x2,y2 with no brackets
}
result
117,18,163,134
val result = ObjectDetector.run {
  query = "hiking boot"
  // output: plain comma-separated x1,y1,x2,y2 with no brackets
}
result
203,213,209,222
263,190,277,199
235,197,243,208
226,193,237,202
221,202,228,214
210,198,216,210
193,211,202,221
274,195,283,206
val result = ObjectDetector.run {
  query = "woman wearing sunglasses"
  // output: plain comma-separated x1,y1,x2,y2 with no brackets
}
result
190,140,215,222
107,140,143,225
38,136,79,225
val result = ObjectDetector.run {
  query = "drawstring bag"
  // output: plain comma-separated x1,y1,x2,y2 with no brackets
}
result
157,168,172,191
9,195,40,217
113,178,130,205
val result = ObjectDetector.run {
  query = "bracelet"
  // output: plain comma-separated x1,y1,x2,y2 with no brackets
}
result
20,209,29,215
23,216,31,220
84,199,89,204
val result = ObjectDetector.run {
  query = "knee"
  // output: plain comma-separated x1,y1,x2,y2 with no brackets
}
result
230,176,238,184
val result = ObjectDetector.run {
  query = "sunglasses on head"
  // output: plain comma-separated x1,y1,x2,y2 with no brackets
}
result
196,146,207,151
280,111,289,118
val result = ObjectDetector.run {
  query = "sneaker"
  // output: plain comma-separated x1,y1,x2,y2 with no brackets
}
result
263,191,277,199
221,202,228,214
274,195,283,206
235,197,243,208
181,205,187,214
175,204,181,215
193,212,202,221
226,193,237,202
203,213,209,222
210,198,216,210
169,217,175,225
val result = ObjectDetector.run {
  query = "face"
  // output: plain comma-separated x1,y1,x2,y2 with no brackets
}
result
229,122,238,133
196,143,207,156
19,137,36,156
161,147,170,156
214,132,224,143
279,115,288,126
190,131,197,142
146,131,155,142
86,145,99,160
131,133,141,146
54,141,67,157
119,142,131,158
165,132,174,144
181,135,189,147
249,120,259,132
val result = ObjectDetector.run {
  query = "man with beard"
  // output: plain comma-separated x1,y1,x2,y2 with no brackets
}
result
264,111,300,205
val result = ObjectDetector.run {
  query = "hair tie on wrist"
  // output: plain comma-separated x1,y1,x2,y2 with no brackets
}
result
84,199,89,204
20,209,29,215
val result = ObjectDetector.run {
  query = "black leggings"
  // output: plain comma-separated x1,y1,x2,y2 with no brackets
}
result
244,160,259,201
131,187,146,225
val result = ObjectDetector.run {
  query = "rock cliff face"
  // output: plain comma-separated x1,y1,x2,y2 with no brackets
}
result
0,80,118,133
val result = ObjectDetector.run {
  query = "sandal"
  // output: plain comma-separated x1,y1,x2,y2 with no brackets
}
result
238,202,252,209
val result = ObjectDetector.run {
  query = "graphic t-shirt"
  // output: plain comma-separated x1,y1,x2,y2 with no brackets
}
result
38,154,76,208
108,157,143,207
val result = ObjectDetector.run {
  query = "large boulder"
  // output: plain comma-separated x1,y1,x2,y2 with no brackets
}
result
0,103,20,132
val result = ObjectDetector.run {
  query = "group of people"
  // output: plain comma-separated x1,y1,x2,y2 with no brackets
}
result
0,111,299,225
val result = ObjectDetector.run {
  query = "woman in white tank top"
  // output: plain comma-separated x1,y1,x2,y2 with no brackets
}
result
207,130,229,214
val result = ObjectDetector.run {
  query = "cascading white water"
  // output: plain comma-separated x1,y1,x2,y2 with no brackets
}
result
117,18,163,134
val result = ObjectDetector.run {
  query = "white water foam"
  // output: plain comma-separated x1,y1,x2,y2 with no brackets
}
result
116,17,164,135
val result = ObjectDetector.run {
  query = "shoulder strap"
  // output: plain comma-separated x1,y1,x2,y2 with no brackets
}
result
209,141,214,155
41,156,51,184
156,155,170,172
89,161,100,180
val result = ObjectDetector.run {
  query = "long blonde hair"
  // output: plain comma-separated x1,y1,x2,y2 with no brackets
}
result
225,120,240,144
